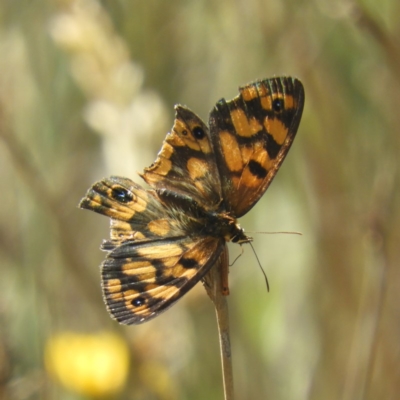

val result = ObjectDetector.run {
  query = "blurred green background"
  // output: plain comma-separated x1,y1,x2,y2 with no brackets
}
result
1,0,399,399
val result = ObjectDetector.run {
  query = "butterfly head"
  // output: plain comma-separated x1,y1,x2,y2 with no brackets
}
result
214,212,252,244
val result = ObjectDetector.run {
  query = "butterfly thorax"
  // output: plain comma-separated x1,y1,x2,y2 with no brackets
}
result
197,211,250,243
158,189,250,244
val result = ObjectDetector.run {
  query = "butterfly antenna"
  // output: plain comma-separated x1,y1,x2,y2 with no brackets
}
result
248,241,270,292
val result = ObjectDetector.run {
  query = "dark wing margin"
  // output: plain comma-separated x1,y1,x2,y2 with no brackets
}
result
209,77,304,217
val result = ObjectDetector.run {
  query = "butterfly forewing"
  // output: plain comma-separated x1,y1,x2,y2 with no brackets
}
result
79,176,185,248
209,77,304,217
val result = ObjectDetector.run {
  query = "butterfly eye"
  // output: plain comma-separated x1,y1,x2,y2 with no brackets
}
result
111,187,133,203
132,297,146,307
272,98,284,113
192,126,205,139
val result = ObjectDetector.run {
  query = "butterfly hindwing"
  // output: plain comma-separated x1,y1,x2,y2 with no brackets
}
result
209,77,304,217
102,236,225,324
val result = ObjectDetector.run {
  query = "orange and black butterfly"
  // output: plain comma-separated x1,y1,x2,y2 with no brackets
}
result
79,77,304,324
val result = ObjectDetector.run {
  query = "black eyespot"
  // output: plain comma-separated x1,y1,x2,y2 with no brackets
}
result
111,187,133,203
192,126,205,139
132,297,146,307
272,98,284,113
180,257,197,269
182,129,188,136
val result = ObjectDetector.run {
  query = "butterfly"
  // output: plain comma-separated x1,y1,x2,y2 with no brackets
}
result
79,77,304,324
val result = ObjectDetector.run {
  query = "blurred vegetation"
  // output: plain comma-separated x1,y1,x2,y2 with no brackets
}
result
1,0,400,399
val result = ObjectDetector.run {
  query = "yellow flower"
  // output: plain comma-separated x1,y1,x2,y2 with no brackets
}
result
45,332,129,397
139,361,178,400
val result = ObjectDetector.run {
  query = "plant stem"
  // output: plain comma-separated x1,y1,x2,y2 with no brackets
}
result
204,246,234,400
